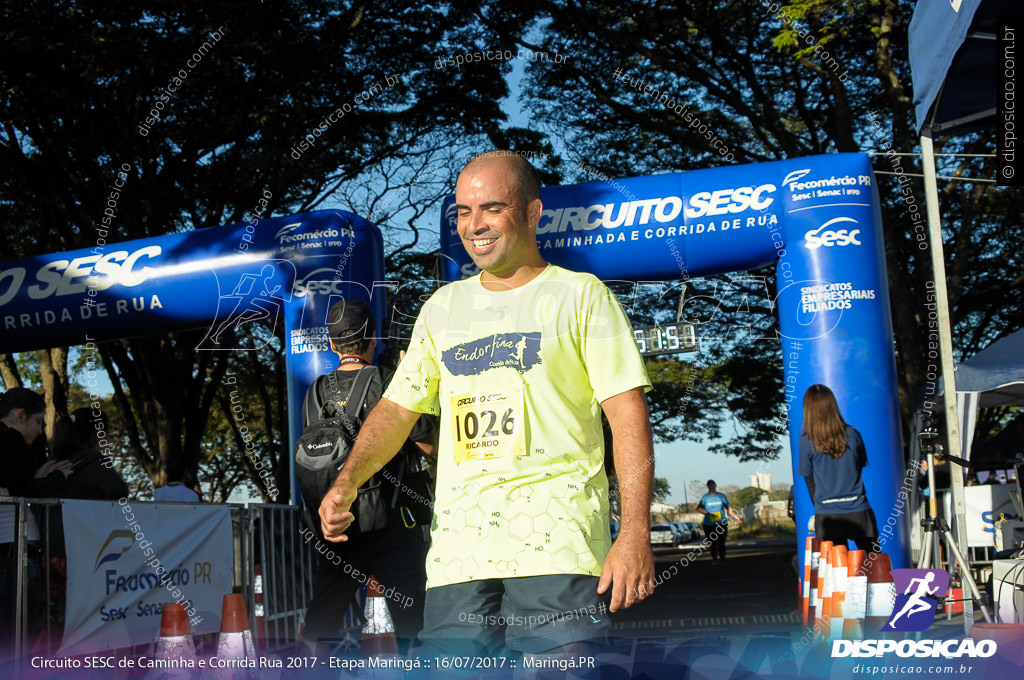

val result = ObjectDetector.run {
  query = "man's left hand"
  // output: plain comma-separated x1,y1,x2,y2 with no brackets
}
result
596,534,655,612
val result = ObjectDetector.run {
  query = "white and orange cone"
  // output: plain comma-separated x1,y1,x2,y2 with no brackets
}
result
864,552,896,637
816,540,834,636
213,593,257,679
828,545,848,641
844,549,868,639
151,602,197,666
361,575,399,657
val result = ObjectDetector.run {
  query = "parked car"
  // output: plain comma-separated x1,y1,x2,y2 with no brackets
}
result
650,523,676,547
610,520,620,541
668,521,690,544
681,521,700,542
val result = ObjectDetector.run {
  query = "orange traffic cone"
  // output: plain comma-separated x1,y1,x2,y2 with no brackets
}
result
361,575,398,657
946,576,964,615
816,540,833,635
828,545,848,641
152,602,197,663
214,594,257,678
807,537,821,633
863,552,896,637
801,537,815,627
844,549,867,639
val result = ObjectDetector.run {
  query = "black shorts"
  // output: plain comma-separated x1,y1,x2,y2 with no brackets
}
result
420,575,610,655
815,508,878,550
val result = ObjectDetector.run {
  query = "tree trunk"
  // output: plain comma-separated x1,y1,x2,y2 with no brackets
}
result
36,347,69,438
0,354,22,389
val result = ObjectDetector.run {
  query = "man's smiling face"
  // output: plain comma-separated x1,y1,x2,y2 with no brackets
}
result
454,159,541,280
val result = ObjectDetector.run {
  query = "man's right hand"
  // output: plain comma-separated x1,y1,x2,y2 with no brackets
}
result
319,479,358,542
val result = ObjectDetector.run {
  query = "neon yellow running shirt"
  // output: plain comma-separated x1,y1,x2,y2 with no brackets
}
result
384,265,650,587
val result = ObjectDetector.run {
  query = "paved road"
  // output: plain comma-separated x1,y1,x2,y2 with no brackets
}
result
609,536,802,638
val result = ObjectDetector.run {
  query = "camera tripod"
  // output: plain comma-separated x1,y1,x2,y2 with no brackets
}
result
915,435,992,623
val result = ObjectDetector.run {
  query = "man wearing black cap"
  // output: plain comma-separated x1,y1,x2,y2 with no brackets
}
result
299,298,436,657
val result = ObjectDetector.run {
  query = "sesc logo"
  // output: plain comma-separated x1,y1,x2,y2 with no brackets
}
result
684,184,776,218
804,217,861,249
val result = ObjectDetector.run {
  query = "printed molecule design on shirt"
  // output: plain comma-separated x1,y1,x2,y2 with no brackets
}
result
429,476,609,584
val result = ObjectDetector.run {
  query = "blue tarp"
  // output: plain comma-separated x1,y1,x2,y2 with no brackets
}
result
909,0,1016,135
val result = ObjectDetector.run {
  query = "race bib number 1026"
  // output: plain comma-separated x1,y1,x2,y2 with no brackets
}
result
450,389,526,463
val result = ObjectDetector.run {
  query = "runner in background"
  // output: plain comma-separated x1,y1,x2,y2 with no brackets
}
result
698,480,742,568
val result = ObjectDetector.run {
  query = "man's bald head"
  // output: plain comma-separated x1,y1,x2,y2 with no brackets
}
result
461,151,542,205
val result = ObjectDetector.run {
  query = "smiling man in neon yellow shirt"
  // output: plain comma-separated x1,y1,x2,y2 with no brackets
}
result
320,151,655,656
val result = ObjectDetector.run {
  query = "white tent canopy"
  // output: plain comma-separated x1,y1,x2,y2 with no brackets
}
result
952,329,1024,496
917,328,1024,468
910,329,1024,530
950,329,1024,409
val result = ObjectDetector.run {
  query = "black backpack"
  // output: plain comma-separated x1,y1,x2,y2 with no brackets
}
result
295,366,390,537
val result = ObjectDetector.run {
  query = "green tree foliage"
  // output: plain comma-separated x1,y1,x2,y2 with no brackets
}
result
734,485,768,509
521,0,1023,458
651,476,671,504
0,0,535,490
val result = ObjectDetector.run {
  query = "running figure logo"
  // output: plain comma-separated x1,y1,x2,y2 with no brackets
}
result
881,568,949,632
198,263,291,350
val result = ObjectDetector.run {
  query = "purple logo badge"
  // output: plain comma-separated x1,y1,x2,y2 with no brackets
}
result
881,569,949,632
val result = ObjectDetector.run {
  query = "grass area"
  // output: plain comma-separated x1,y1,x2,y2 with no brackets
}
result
732,518,797,539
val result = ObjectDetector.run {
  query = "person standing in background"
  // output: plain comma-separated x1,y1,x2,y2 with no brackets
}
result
0,389,71,497
154,469,201,502
0,388,72,647
698,480,742,568
301,299,436,657
51,407,129,500
798,384,878,552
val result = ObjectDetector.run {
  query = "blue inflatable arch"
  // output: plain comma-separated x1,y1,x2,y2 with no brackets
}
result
0,152,908,570
440,152,908,569
0,210,386,503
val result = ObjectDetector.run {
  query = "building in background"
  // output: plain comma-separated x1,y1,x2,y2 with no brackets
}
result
749,472,771,493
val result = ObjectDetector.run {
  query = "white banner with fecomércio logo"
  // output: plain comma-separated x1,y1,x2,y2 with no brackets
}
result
59,500,232,655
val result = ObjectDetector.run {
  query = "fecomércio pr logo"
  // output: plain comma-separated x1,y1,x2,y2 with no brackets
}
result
882,568,948,632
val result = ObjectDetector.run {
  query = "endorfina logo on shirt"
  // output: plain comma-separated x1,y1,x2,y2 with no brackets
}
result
442,332,542,376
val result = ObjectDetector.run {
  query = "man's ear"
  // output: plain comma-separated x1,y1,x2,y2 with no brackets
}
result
527,198,543,227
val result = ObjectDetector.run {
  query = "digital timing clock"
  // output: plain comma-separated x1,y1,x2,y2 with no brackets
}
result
633,322,698,356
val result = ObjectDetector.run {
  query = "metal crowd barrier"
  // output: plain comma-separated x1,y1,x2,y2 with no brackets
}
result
0,497,319,660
